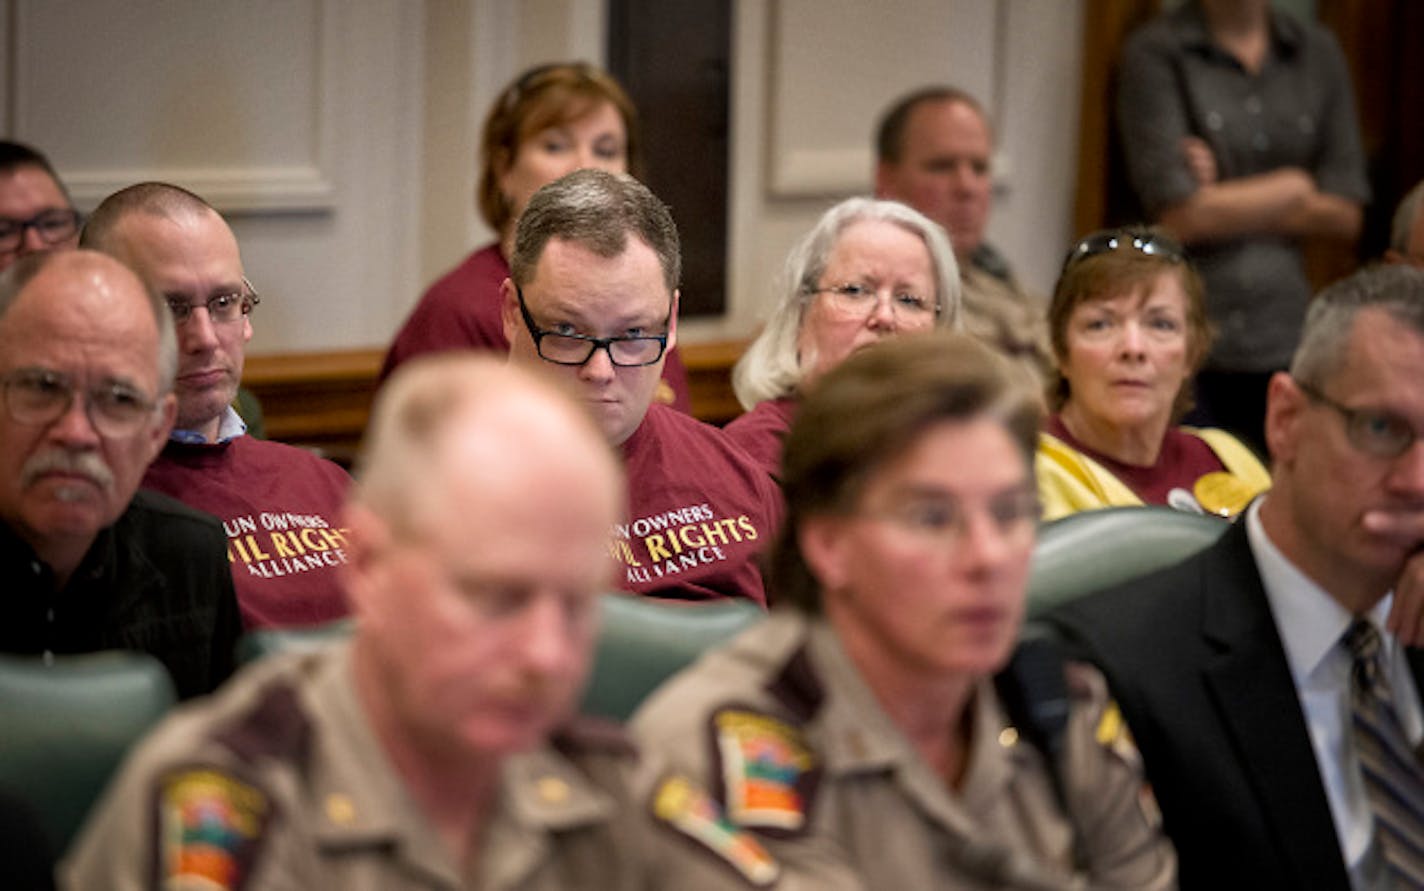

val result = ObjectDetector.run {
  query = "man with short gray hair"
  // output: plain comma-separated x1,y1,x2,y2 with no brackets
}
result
0,249,239,699
1048,264,1424,886
1386,180,1424,269
503,169,781,607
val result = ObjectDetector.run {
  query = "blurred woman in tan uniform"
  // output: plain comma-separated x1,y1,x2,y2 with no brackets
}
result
633,332,1176,889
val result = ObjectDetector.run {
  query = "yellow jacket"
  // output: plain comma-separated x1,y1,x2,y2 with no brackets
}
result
1037,428,1271,521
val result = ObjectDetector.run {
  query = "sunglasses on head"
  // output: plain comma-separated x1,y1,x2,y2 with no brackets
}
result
498,62,600,114
1060,227,1185,274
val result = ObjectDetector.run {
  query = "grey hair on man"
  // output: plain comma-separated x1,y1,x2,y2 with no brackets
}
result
1389,180,1424,257
509,169,680,295
1291,263,1424,388
0,249,178,393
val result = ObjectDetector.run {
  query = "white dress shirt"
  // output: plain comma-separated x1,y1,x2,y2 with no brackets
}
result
1247,501,1424,890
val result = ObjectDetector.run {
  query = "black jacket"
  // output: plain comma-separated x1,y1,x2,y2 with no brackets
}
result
1,488,241,699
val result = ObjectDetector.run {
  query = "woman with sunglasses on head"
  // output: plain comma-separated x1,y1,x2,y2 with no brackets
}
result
1038,227,1269,520
725,197,961,480
381,62,690,410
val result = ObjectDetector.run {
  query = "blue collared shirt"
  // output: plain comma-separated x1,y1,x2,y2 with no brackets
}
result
169,406,248,445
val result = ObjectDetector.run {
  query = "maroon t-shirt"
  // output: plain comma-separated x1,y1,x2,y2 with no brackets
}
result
723,396,798,481
141,436,352,630
617,403,783,607
1046,414,1229,507
382,242,692,412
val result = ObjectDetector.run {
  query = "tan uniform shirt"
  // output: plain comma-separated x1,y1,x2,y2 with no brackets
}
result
631,612,1176,890
62,644,651,891
961,263,1054,394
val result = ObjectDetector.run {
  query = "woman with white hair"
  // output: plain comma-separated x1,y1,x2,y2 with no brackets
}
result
725,197,962,478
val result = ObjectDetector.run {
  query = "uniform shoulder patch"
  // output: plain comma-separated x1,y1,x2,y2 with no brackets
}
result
155,766,274,890
1094,700,1162,829
710,706,819,834
652,773,779,887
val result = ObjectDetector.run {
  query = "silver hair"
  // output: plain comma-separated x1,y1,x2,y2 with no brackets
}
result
0,250,177,394
732,197,962,409
1291,264,1424,387
1390,180,1424,256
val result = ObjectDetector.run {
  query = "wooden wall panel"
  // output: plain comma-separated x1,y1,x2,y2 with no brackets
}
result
242,339,749,466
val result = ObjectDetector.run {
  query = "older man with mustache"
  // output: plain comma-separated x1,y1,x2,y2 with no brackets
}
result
0,249,241,699
65,355,677,890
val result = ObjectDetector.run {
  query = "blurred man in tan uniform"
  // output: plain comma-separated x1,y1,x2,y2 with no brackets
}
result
63,355,652,890
632,333,1174,889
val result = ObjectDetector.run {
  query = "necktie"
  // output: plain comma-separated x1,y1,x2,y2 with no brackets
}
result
1343,619,1424,885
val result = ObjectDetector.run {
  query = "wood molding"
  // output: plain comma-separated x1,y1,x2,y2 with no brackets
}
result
241,339,750,464
680,339,749,426
241,349,383,466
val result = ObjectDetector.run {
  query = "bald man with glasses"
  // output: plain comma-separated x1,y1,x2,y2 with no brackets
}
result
83,183,351,630
503,170,781,607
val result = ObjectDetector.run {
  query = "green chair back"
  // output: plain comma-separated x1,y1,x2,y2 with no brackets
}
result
236,619,354,664
580,595,765,721
233,599,764,723
0,650,177,855
1026,505,1230,618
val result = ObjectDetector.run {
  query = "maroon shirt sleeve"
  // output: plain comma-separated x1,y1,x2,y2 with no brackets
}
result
723,397,798,481
381,244,512,381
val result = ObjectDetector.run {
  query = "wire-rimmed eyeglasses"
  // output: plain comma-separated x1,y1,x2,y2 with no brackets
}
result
165,278,261,325
1,368,158,438
1296,378,1423,459
804,282,940,322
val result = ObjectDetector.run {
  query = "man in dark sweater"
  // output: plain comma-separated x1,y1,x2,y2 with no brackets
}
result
0,250,240,699
82,183,351,629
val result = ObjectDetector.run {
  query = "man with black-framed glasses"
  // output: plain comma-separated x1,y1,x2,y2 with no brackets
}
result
0,250,240,701
83,183,351,630
503,170,781,607
0,140,82,273
1048,264,1424,888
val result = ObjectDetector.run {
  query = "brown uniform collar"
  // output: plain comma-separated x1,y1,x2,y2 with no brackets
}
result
799,617,1037,835
300,644,617,888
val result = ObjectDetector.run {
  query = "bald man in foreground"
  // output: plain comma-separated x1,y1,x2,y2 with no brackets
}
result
65,355,667,889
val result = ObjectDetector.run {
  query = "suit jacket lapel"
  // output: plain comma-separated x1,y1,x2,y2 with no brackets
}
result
1198,524,1352,888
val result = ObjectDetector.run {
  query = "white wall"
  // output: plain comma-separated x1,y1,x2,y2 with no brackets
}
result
2,0,426,355
2,0,1083,355
703,0,1084,343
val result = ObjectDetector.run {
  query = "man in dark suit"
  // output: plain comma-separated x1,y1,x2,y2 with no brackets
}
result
1046,264,1424,889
